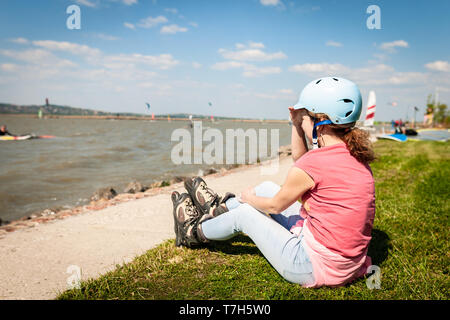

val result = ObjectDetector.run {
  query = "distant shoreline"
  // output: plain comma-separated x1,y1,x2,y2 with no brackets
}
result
0,113,290,123
0,113,400,125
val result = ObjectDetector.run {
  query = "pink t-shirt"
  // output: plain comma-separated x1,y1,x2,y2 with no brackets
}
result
293,143,375,287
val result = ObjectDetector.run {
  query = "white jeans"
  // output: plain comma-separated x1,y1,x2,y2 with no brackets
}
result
201,181,315,286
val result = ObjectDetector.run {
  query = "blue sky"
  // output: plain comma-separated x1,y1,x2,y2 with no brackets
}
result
0,0,449,121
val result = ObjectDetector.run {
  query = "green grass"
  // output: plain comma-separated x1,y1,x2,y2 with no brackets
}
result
58,140,450,300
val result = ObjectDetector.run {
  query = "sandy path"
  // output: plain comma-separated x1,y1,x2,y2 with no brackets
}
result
0,157,293,300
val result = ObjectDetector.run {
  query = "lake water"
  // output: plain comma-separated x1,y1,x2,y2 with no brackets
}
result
0,115,291,222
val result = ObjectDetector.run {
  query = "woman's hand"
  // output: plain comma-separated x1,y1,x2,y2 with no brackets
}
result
289,107,310,129
289,107,303,128
240,186,256,204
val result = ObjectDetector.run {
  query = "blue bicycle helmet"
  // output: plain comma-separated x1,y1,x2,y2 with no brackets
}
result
292,77,362,148
293,77,362,124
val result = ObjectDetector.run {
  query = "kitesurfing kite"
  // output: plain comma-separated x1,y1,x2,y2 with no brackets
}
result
146,103,151,111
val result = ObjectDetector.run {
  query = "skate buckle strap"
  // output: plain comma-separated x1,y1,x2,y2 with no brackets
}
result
312,119,332,149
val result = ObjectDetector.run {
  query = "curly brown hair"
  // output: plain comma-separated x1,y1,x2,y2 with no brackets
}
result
311,112,375,164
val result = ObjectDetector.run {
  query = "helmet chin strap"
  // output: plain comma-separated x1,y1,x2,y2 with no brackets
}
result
312,119,332,149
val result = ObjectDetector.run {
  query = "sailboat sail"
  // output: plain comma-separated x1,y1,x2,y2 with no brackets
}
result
364,91,376,127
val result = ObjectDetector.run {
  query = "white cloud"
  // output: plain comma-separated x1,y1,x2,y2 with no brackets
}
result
9,37,29,44
425,60,450,72
279,88,294,94
218,47,286,62
160,24,188,34
232,41,268,51
229,83,245,89
0,48,77,69
288,62,431,86
75,0,97,7
121,0,138,5
124,22,136,30
164,8,178,14
253,92,278,99
1,48,50,62
325,41,343,47
95,33,120,41
0,63,18,72
192,62,202,69
436,86,450,92
138,82,154,88
289,63,349,74
212,61,281,77
105,53,179,70
248,41,265,49
77,0,137,6
380,40,409,52
211,61,248,71
138,82,172,94
137,16,168,28
242,65,281,77
8,39,179,73
32,40,101,59
385,72,427,85
0,37,188,107
188,22,198,28
370,53,389,63
238,89,295,101
260,0,281,6
213,42,285,77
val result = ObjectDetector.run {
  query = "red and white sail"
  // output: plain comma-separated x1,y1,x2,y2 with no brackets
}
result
364,91,376,127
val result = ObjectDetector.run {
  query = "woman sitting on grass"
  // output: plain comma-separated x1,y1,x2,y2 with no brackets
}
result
171,77,376,288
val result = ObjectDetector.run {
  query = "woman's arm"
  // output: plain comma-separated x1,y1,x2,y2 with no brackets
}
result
291,124,308,162
289,107,309,162
240,166,314,215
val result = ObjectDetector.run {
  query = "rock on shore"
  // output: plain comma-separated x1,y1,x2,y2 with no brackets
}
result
90,187,117,202
123,181,148,194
